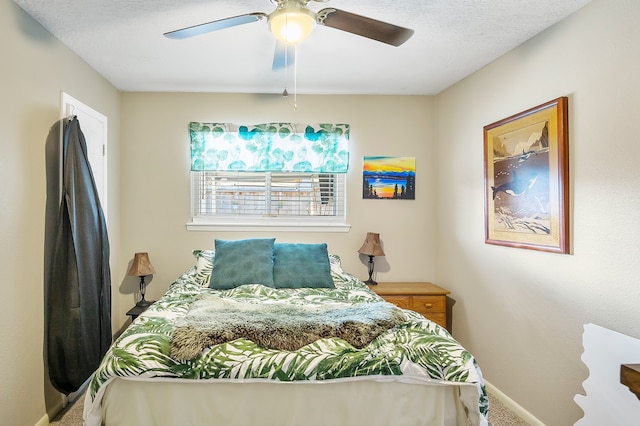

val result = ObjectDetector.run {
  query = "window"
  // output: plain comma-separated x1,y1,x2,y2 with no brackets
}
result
187,122,350,231
189,171,346,230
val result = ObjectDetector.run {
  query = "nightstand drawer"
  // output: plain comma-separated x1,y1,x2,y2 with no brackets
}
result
421,313,446,328
382,295,412,310
383,295,445,316
411,295,446,314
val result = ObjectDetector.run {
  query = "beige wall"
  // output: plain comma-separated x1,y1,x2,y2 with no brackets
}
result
434,1,640,424
118,93,437,319
1,2,120,424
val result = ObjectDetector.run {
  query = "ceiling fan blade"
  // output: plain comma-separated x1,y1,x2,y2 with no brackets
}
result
164,13,267,40
317,8,414,47
272,41,295,71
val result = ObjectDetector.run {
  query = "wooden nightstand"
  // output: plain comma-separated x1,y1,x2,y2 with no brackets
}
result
369,282,451,331
126,303,153,321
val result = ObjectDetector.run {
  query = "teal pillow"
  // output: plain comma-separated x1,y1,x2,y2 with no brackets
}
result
273,243,335,289
209,238,275,290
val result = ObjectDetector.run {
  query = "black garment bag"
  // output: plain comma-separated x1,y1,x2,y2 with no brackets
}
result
44,116,111,394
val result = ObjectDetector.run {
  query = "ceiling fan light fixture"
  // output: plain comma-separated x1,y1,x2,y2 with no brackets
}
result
269,6,316,44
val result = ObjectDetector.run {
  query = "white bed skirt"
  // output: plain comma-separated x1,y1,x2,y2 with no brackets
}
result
97,377,471,426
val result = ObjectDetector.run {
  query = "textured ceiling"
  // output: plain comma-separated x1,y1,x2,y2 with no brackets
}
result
13,0,591,95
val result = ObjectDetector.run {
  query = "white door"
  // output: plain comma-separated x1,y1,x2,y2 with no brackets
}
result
61,92,108,221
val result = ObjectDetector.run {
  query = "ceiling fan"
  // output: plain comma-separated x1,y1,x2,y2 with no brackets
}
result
164,0,414,71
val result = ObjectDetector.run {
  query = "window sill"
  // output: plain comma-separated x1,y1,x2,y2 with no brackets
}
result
186,220,351,233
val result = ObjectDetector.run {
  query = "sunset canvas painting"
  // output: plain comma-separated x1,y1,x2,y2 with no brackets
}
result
362,156,416,200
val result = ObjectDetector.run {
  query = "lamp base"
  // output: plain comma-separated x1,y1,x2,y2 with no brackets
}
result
364,255,377,285
135,299,153,308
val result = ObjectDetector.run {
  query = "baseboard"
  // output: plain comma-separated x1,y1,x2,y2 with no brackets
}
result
37,379,89,426
485,379,546,426
35,413,50,426
35,395,65,426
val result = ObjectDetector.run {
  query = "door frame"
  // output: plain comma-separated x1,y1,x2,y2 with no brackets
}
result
60,92,109,222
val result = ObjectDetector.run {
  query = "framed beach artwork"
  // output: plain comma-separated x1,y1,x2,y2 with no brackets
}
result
484,97,569,253
362,156,415,200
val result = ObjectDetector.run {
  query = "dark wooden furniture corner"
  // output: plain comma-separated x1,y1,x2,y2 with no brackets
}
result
621,364,640,400
126,303,153,321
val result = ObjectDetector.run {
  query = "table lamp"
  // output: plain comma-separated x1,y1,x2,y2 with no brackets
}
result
128,252,156,307
357,232,385,285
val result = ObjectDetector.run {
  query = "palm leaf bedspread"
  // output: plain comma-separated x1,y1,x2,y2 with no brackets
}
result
85,264,489,425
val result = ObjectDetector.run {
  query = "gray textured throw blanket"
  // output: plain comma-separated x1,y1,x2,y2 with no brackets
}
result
170,294,406,361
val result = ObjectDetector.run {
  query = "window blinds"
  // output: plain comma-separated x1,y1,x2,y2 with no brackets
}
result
192,172,345,218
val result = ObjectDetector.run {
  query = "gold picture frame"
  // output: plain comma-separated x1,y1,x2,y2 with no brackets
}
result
484,97,569,253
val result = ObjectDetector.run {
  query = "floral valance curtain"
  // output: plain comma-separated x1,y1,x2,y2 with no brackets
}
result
189,122,350,173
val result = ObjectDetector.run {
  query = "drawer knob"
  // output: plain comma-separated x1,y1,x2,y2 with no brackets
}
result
424,303,433,309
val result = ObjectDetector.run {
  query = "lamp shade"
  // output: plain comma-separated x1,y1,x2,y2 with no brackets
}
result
269,6,316,44
358,232,385,257
127,252,156,277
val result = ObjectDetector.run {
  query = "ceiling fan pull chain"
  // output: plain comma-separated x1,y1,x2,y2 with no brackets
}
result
283,38,289,97
294,43,298,110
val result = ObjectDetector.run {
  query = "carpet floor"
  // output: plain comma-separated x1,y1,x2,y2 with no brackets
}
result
51,390,531,425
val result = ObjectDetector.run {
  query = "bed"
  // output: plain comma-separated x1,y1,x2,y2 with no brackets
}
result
84,239,489,426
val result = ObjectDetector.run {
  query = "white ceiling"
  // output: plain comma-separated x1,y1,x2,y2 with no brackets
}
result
13,0,591,95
